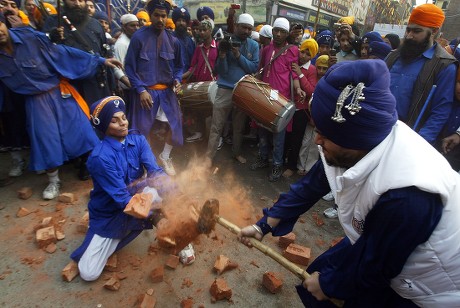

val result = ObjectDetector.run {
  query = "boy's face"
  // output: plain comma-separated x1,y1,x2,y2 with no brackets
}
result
299,49,311,65
319,44,331,55
316,65,328,79
106,111,128,141
339,34,352,52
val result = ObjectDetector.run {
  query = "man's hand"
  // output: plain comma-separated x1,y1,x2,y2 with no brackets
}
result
303,271,329,301
104,58,123,69
442,133,460,154
238,224,264,247
173,79,181,95
296,87,306,101
139,91,153,110
6,14,24,28
231,46,241,60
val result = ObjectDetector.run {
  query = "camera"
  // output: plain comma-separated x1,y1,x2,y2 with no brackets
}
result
218,33,241,52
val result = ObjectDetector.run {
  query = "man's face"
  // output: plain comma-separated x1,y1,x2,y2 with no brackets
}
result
201,15,212,21
400,24,433,62
259,35,271,47
98,19,109,33
0,0,19,15
339,33,352,52
150,8,167,31
106,111,129,141
123,21,139,38
174,18,187,33
319,44,331,55
0,20,10,46
404,24,434,45
235,23,252,40
299,48,311,65
315,130,367,168
272,27,288,46
86,0,95,16
65,0,87,10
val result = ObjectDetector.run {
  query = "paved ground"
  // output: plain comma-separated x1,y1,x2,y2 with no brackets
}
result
0,135,343,307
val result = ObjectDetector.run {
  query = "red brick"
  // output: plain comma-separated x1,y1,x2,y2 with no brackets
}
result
77,212,89,233
123,193,153,219
262,272,283,294
36,226,57,249
150,266,164,283
209,278,232,302
45,243,57,254
16,207,31,217
58,193,77,203
165,254,180,269
278,232,296,248
330,237,344,247
283,243,311,266
104,277,120,291
62,260,79,282
104,254,117,271
56,230,65,240
136,294,156,308
213,254,238,275
17,187,33,200
180,298,193,308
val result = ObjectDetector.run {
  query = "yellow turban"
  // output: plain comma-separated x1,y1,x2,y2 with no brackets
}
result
316,55,329,68
300,38,318,57
338,16,354,25
136,11,150,22
33,3,57,23
255,24,264,32
409,4,444,28
166,18,175,30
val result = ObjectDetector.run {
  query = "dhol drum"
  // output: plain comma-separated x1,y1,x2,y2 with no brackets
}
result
232,75,295,133
179,81,217,112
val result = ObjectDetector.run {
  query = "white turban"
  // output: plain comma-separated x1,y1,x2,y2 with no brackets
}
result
273,17,289,32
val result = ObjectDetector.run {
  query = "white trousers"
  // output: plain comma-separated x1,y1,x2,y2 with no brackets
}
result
297,124,319,172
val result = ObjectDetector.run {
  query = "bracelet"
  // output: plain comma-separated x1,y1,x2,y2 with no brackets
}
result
257,222,273,235
456,131,460,137
298,73,305,79
252,224,263,236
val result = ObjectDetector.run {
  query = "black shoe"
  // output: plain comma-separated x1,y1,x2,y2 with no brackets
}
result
78,165,90,181
250,156,269,171
268,165,282,182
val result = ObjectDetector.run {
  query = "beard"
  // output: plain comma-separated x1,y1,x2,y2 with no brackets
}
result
175,24,188,36
399,32,431,63
64,4,89,26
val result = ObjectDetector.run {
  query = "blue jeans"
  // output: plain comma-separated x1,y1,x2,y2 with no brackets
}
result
258,127,286,166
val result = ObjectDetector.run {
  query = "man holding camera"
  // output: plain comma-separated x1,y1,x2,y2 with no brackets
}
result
205,13,259,164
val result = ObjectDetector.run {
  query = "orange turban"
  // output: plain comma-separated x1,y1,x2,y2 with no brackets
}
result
136,11,150,22
409,4,444,28
166,18,175,30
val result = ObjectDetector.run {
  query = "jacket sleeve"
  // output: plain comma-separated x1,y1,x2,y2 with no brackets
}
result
237,40,259,74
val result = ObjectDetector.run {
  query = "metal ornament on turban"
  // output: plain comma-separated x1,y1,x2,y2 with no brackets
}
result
90,96,127,133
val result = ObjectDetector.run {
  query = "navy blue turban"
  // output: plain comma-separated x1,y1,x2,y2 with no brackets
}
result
362,31,384,44
93,11,109,22
369,41,392,60
90,96,126,133
196,6,214,21
146,0,171,16
172,7,190,23
316,30,334,47
311,60,397,151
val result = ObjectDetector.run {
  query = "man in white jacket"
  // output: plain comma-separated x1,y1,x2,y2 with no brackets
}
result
239,60,460,307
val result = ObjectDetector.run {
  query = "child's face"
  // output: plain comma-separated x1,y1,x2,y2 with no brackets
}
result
106,111,129,141
299,49,311,65
316,65,328,79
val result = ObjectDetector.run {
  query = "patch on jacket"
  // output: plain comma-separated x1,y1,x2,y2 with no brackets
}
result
352,216,365,234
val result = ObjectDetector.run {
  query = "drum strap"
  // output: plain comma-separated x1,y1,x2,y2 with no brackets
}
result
200,46,215,81
254,44,294,79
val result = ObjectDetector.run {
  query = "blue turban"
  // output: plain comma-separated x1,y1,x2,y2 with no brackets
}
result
172,7,190,23
311,60,397,151
368,41,392,60
90,96,126,133
146,0,171,16
362,31,383,44
316,30,334,47
196,6,214,21
93,11,109,22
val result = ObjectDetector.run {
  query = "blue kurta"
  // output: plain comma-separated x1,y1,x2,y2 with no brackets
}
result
71,133,169,261
258,160,442,307
172,31,194,72
125,27,184,146
0,27,105,170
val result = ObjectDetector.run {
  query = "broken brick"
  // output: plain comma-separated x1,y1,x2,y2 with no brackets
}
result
62,260,79,282
146,288,154,296
150,266,164,283
17,187,33,200
262,272,283,294
116,272,127,280
36,226,57,249
278,232,296,249
136,294,156,308
104,277,120,291
180,298,193,308
77,212,89,233
16,207,31,218
165,255,180,269
209,278,232,302
56,230,65,240
213,254,238,275
45,243,57,254
58,193,76,203
330,237,344,247
283,243,311,266
123,193,153,219
104,254,117,271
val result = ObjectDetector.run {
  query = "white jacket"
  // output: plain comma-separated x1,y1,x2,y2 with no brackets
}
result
320,121,460,306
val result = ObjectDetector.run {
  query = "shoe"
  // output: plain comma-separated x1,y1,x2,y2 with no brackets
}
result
159,154,176,176
268,165,283,182
234,155,246,164
250,156,269,171
282,169,294,178
217,137,223,151
185,132,203,143
9,159,26,177
323,207,338,219
322,191,334,201
43,182,61,200
178,243,196,265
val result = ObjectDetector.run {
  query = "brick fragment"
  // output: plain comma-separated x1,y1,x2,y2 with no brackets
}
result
150,266,164,283
283,243,311,266
262,272,283,294
278,232,296,249
45,243,57,254
123,193,153,219
165,254,180,269
62,260,79,282
36,226,57,249
104,254,117,271
146,288,154,296
330,237,344,247
213,254,238,275
104,277,120,291
116,272,127,280
16,207,31,217
180,298,193,308
17,187,33,200
56,230,65,240
136,294,156,308
77,212,89,233
58,193,76,203
209,278,232,302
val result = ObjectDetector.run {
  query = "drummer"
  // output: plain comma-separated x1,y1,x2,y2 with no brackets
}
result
205,13,259,164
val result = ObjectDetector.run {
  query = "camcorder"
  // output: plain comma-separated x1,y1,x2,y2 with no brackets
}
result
218,33,241,52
